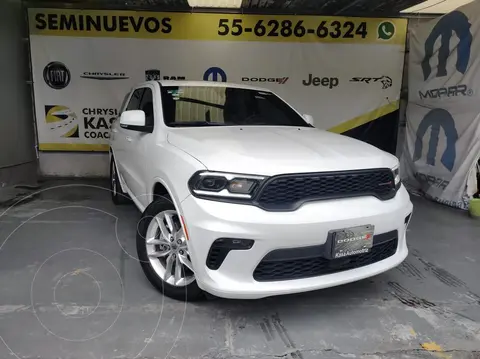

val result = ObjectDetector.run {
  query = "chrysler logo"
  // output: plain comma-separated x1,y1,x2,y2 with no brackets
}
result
80,72,129,80
43,62,71,90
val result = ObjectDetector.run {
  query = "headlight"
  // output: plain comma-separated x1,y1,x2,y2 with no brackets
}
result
188,171,266,200
392,165,401,190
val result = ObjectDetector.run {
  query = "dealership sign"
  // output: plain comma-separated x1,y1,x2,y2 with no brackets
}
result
28,8,406,152
401,2,480,210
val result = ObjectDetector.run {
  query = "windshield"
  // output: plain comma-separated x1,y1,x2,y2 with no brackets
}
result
160,86,310,127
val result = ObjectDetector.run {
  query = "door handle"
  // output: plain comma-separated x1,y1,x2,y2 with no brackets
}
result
126,136,132,142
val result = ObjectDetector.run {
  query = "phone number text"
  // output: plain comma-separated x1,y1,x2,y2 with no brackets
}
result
217,19,368,39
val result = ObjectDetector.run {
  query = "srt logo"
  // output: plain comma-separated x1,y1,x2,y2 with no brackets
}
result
350,76,392,89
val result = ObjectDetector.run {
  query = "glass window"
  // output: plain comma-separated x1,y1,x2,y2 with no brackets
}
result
126,88,144,111
160,86,309,128
139,88,154,127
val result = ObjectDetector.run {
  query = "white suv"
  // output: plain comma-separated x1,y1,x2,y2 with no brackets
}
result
109,80,413,301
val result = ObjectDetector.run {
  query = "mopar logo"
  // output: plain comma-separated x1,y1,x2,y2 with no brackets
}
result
302,74,339,89
414,172,450,190
413,108,458,172
203,67,227,82
242,77,289,84
419,84,473,99
421,11,472,80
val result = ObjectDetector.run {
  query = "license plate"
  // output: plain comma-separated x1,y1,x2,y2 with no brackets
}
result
331,225,374,259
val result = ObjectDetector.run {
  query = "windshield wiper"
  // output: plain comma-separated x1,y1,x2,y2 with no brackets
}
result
169,121,226,127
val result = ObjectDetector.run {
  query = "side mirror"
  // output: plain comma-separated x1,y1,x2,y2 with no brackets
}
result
120,110,151,132
303,114,315,127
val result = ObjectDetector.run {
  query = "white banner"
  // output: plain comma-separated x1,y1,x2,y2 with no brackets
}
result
402,1,480,209
28,9,407,152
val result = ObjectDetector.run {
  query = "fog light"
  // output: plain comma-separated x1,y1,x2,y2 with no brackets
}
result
206,238,255,270
215,238,254,249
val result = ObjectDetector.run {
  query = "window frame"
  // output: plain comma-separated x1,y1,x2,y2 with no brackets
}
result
120,85,156,133
125,88,145,112
138,87,155,129
159,85,310,128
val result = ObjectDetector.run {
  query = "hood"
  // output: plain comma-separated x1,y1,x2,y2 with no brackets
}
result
167,126,398,176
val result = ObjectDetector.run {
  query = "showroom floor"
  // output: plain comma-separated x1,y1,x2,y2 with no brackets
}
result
0,179,479,359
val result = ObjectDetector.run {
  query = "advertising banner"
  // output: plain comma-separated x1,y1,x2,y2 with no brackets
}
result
401,1,480,210
28,8,407,152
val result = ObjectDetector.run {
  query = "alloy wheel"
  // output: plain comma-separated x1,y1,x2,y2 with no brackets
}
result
145,210,195,287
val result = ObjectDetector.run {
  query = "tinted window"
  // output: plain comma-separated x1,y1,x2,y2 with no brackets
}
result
160,86,309,127
139,88,154,127
126,88,144,111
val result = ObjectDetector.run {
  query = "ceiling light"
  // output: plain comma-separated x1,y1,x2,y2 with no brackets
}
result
401,0,474,13
187,0,242,7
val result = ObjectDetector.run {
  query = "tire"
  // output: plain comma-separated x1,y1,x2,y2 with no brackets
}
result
136,198,204,301
110,157,130,205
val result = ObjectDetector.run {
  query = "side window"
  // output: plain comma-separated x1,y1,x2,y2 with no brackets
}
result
126,88,144,111
139,88,154,128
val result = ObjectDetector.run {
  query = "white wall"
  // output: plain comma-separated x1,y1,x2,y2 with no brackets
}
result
39,152,109,177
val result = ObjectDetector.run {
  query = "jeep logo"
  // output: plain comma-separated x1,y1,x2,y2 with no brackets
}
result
302,74,339,89
242,77,289,84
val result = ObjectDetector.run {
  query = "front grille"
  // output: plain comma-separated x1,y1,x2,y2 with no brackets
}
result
253,232,398,282
255,169,395,211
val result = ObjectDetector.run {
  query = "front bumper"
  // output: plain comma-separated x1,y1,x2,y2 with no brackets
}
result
180,186,413,299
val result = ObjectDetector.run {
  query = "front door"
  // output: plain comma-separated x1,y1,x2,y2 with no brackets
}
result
128,86,156,209
117,88,145,195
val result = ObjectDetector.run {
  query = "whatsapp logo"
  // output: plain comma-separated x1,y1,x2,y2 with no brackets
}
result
377,21,396,40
